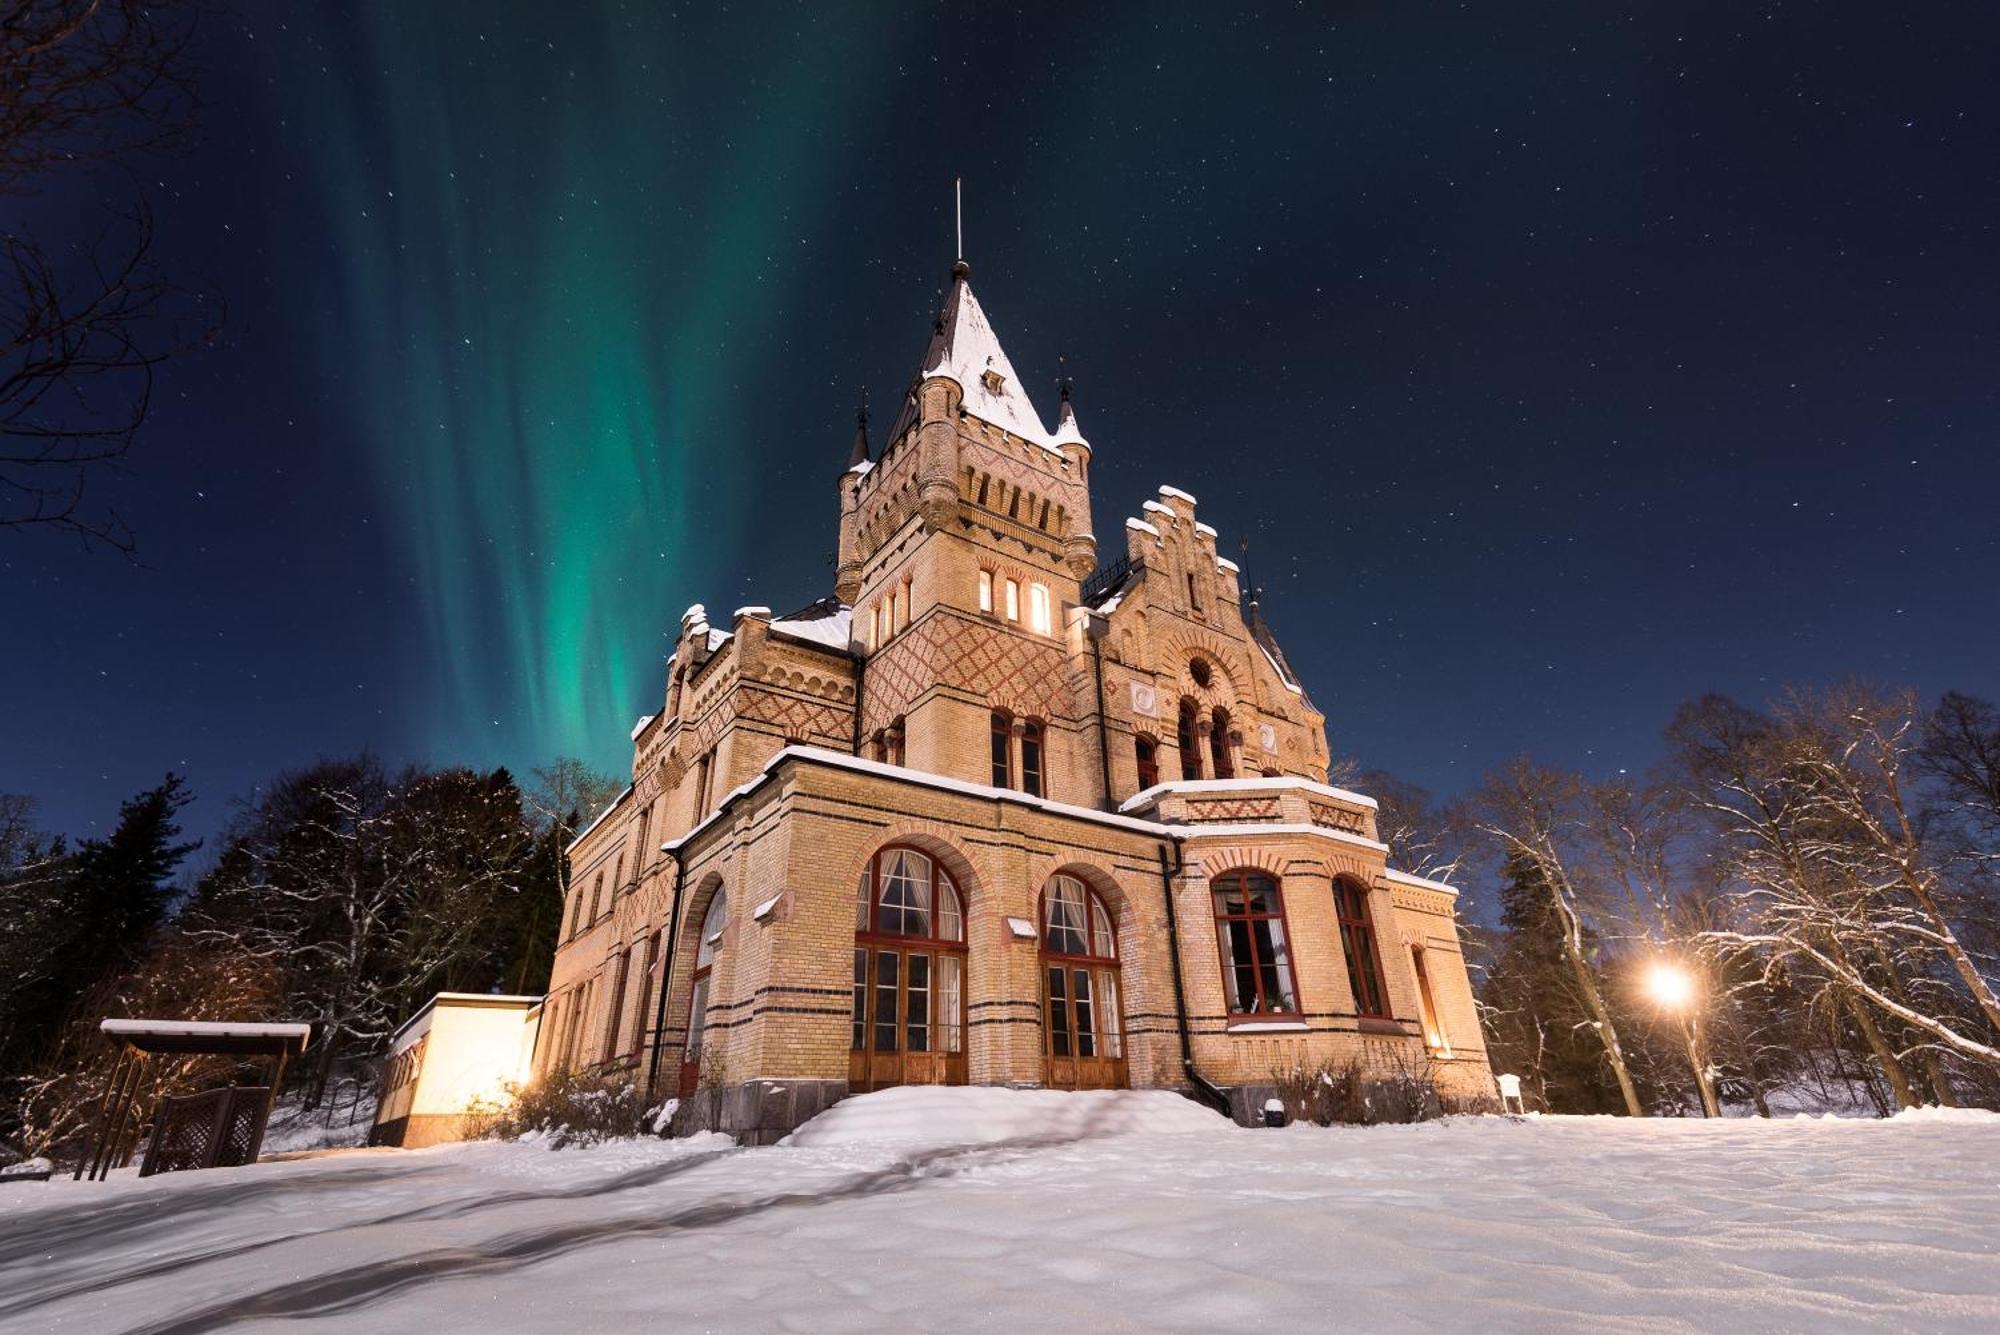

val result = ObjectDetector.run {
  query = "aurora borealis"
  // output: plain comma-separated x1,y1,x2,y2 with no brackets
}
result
7,4,1999,843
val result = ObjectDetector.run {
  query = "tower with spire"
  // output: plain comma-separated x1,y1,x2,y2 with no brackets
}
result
524,242,1491,1147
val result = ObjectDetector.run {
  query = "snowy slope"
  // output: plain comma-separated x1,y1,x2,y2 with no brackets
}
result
1,1090,1996,1333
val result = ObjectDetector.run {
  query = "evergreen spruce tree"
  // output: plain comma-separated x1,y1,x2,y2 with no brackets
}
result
1481,849,1630,1113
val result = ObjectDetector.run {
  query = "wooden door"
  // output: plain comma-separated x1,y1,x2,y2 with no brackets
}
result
1043,963,1127,1091
851,946,965,1093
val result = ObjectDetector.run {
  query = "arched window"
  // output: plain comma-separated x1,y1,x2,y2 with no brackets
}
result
1210,870,1298,1016
1210,706,1235,779
1335,879,1389,1019
1040,875,1125,1088
990,710,1013,788
1021,719,1045,797
852,846,967,1091
1177,698,1203,780
1135,736,1159,791
678,890,726,1096
1028,582,1053,635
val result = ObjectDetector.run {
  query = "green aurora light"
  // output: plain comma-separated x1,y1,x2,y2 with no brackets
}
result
260,5,884,773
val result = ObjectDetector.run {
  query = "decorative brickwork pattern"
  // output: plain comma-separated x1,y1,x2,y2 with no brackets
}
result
1183,796,1284,824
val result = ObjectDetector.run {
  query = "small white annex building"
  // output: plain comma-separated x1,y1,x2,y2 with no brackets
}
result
370,993,542,1148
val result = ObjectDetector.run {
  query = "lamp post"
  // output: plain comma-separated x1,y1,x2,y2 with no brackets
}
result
1644,960,1721,1119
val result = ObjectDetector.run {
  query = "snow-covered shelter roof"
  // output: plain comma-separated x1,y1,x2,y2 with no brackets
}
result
99,1018,312,1056
888,268,1057,451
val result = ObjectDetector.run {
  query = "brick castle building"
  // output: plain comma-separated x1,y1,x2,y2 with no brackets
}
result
540,257,1493,1141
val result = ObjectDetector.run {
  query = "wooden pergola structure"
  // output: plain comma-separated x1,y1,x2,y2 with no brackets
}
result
76,1019,311,1182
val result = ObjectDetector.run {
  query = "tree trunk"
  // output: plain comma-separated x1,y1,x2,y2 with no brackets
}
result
1846,993,1918,1111
1562,940,1644,1116
1683,1016,1722,1117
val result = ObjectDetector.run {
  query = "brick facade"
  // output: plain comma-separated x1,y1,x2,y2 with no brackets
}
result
542,265,1493,1139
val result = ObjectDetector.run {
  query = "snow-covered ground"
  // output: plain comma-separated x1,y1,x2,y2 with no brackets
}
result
2,1089,1996,1334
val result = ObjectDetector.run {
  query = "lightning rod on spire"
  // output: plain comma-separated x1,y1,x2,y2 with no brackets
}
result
954,176,963,262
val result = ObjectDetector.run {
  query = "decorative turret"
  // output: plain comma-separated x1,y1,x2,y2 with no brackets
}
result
834,393,871,605
1052,379,1097,577
846,393,871,471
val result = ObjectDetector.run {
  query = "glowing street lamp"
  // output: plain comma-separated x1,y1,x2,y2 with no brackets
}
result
1641,957,1721,1119
1643,960,1697,1011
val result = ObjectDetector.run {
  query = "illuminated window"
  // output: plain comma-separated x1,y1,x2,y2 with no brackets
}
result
978,569,993,613
1412,946,1448,1054
1029,582,1052,635
1004,578,1020,622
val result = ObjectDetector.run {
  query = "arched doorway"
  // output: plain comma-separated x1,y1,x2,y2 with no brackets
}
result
1040,874,1127,1089
851,845,968,1092
678,889,726,1097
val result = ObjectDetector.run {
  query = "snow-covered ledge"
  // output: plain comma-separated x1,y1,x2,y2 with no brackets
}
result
1119,776,1379,814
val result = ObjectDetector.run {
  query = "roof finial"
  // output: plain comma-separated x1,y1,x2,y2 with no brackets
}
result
951,176,971,282
1239,534,1262,613
847,386,871,469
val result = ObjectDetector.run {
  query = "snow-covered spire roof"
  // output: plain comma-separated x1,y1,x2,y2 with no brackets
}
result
1051,379,1089,451
888,263,1057,451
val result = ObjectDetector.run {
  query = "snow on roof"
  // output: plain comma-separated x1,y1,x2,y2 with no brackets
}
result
769,603,854,652
1256,637,1304,695
704,627,731,652
733,606,772,621
1141,500,1177,520
1216,557,1241,574
101,1019,311,1041
630,713,657,741
1118,776,1380,813
888,274,1060,452
566,783,635,852
1384,868,1460,898
1194,521,1219,539
1125,517,1160,537
846,459,873,478
664,745,1389,858
1050,399,1089,451
681,604,706,624
752,894,782,921
1157,484,1198,505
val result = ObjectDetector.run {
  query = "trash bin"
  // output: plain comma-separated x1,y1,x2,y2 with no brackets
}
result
1261,1097,1286,1128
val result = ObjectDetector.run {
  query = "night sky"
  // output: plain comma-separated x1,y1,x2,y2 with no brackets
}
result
6,4,1998,848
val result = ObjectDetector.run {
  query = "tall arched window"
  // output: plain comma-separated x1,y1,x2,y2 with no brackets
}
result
852,846,967,1091
1021,719,1045,797
678,890,727,1096
1177,698,1203,780
990,710,1013,788
1210,706,1235,779
1335,879,1389,1019
1210,869,1298,1016
1040,875,1125,1089
1134,736,1159,790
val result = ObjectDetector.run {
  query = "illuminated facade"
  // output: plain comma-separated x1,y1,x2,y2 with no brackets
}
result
543,260,1492,1141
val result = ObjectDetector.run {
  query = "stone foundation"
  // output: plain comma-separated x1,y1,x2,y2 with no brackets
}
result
672,1078,849,1146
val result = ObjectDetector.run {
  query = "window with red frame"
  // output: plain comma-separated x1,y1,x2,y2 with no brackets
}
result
1335,879,1389,1018
1135,736,1159,790
1210,869,1298,1015
1020,719,1045,797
